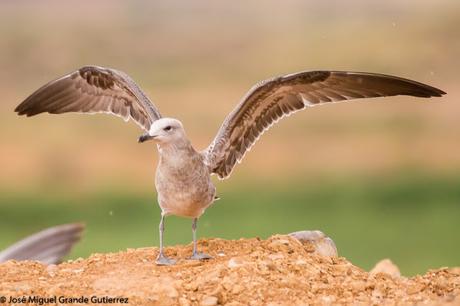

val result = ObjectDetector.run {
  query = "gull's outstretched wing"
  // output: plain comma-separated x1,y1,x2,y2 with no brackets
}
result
0,223,84,264
205,71,445,179
15,66,162,131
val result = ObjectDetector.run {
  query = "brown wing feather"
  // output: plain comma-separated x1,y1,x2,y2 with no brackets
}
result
0,223,84,264
15,66,162,131
205,70,445,179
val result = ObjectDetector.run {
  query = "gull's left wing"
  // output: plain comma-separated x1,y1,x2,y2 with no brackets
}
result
205,70,445,179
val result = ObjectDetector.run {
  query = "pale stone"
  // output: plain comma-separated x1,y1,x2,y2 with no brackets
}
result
200,295,218,306
370,259,401,278
289,230,338,257
228,257,244,268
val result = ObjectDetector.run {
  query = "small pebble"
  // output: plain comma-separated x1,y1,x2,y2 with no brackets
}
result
370,259,401,278
200,295,218,306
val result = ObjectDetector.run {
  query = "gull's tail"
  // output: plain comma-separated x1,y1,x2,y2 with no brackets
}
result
0,223,85,264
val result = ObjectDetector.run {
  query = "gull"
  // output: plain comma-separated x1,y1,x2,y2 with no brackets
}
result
15,66,445,265
0,223,84,264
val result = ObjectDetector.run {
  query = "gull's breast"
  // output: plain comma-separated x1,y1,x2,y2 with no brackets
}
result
155,154,216,218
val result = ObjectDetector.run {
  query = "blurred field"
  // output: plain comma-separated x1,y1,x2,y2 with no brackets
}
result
1,173,459,276
0,0,459,275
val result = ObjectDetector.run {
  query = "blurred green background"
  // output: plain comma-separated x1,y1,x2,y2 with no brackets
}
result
0,0,459,276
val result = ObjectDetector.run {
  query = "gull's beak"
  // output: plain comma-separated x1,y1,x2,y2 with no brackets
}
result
138,134,155,143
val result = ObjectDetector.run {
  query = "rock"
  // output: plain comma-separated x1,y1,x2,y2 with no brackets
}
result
46,264,57,277
226,302,245,306
200,295,218,306
289,230,338,257
228,257,244,268
370,259,401,278
268,253,284,261
231,284,244,294
179,297,191,306
166,286,179,298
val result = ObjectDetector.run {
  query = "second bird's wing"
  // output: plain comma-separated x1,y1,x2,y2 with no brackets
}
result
205,70,445,179
0,223,84,264
15,66,162,131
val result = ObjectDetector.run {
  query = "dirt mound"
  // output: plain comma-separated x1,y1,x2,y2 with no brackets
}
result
1,235,459,305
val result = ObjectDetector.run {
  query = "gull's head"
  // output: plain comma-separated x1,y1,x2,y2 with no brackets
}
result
138,118,185,144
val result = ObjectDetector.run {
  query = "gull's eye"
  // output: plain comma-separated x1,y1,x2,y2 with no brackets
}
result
163,126,172,132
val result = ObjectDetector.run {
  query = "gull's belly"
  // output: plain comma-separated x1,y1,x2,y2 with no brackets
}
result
155,169,216,218
158,188,214,218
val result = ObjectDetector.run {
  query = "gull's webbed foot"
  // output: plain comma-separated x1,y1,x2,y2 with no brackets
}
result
189,252,213,261
156,253,176,266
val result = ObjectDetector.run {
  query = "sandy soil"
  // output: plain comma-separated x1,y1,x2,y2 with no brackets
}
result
1,235,459,305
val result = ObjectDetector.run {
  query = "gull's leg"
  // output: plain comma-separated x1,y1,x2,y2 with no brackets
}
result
156,213,176,266
189,217,212,260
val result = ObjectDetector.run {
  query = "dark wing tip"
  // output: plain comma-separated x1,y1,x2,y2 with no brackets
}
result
15,105,32,116
410,82,446,98
14,99,44,117
14,97,29,115
14,105,22,114
15,101,32,116
431,87,447,97
13,66,105,117
334,71,447,99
